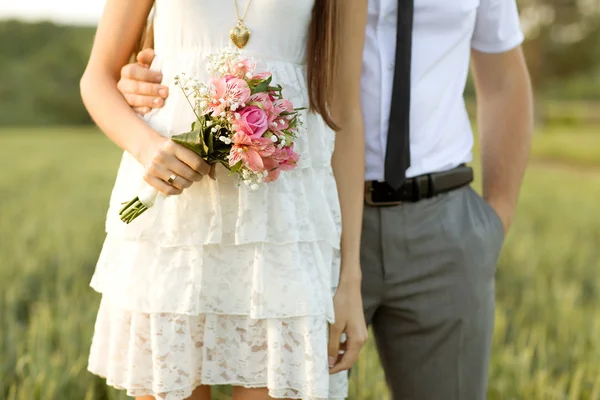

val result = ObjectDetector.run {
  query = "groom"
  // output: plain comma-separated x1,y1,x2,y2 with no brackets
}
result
116,1,533,398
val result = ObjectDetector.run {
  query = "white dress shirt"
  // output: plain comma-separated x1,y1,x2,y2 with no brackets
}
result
362,0,525,181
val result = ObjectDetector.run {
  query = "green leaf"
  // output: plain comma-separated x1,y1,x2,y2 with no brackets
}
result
207,128,214,154
251,76,273,94
172,129,208,156
229,161,243,175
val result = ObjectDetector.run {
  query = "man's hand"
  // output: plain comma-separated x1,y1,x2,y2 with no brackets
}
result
486,197,513,234
118,48,169,115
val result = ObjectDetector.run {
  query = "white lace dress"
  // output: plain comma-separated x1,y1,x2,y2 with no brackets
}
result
87,1,347,399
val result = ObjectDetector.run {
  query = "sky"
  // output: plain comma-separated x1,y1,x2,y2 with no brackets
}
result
0,1,104,25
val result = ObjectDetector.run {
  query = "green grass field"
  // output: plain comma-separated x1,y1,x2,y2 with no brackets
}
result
1,125,600,399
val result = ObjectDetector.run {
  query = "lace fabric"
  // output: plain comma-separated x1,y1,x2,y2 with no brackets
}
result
88,298,348,400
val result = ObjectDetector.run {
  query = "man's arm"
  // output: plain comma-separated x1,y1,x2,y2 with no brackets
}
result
470,46,534,233
118,48,168,115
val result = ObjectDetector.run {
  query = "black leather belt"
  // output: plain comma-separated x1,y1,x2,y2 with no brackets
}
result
365,165,474,207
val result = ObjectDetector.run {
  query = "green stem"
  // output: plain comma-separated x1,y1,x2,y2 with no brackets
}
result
119,197,138,214
119,197,149,224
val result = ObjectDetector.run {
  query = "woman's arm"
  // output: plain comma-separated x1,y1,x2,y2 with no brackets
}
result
80,0,208,194
328,0,369,374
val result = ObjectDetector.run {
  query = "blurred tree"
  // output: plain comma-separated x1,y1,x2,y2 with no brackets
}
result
0,20,95,126
519,0,600,88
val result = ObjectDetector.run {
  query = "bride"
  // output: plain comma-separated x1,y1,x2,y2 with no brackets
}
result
80,1,368,399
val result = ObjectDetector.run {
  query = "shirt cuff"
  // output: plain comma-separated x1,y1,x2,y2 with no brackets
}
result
471,31,525,54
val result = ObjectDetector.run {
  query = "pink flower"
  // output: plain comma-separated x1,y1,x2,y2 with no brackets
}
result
231,58,256,78
253,71,272,81
277,146,300,171
264,158,281,182
233,106,269,139
226,78,251,108
229,132,275,172
269,99,295,131
206,77,228,117
204,77,251,117
210,77,227,99
260,145,299,182
248,93,275,121
273,99,294,115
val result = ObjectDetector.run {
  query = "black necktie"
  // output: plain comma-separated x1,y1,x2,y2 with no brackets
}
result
384,0,414,189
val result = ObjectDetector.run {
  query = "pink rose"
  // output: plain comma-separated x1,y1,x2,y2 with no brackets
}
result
233,106,269,139
248,93,275,121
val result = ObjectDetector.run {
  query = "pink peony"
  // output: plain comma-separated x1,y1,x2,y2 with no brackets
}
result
233,106,269,139
229,132,275,172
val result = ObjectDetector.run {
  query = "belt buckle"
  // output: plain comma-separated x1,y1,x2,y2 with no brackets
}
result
364,181,403,207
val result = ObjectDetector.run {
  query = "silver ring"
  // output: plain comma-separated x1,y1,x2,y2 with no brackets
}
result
167,174,178,184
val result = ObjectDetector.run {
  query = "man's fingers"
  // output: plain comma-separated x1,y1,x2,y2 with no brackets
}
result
137,48,156,66
133,106,151,116
123,93,163,109
120,62,163,85
119,77,168,98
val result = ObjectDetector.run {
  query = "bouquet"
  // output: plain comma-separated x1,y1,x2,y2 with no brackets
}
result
120,48,303,224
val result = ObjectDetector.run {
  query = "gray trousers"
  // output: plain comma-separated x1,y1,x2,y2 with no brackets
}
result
360,185,505,400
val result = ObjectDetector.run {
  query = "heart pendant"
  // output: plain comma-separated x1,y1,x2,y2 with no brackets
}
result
230,23,251,49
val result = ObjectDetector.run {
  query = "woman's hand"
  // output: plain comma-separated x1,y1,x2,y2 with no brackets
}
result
328,269,368,374
139,136,212,195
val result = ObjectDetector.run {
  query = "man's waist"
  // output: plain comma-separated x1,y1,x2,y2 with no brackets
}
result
364,165,474,207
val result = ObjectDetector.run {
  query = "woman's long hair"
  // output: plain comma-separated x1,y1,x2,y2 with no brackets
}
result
135,1,340,130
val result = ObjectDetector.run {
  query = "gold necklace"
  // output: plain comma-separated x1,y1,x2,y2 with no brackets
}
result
230,0,253,49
